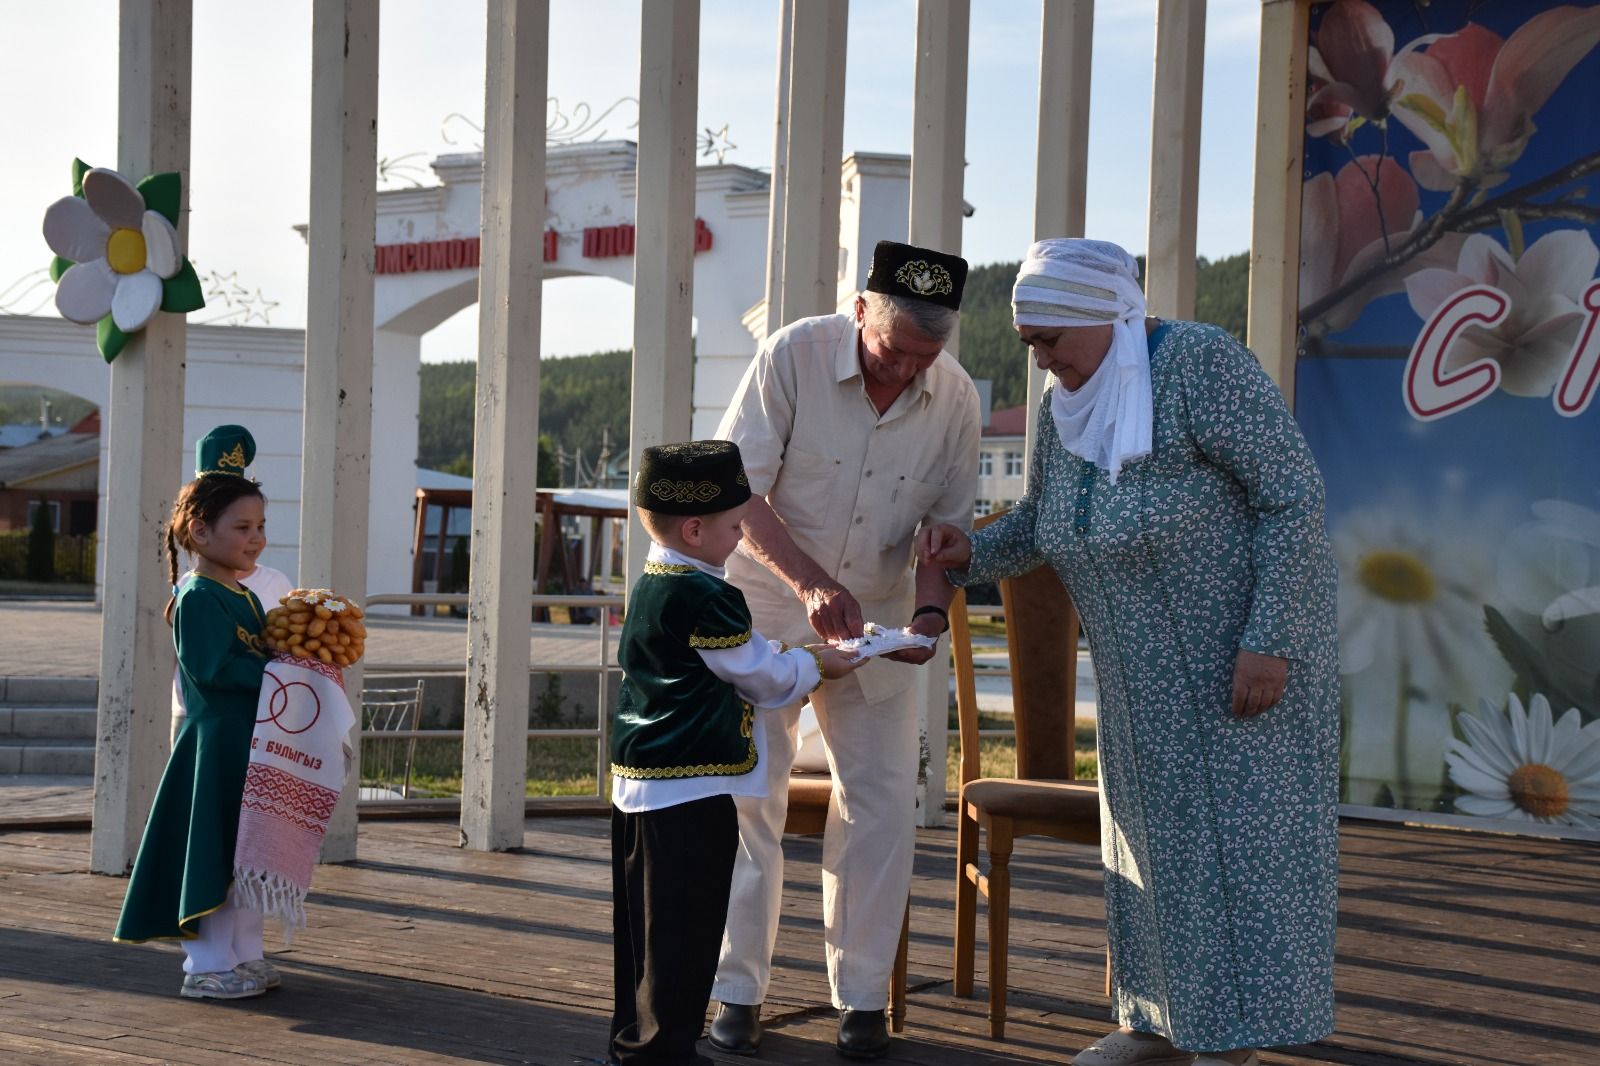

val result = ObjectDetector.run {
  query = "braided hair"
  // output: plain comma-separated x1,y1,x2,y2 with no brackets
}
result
162,475,267,623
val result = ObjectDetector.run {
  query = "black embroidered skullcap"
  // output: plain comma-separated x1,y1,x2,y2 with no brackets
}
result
864,240,968,310
632,440,752,516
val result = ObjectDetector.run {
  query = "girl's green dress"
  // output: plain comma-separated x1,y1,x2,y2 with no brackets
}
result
115,574,268,942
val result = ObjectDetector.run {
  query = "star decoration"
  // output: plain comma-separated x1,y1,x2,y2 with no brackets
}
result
698,124,736,164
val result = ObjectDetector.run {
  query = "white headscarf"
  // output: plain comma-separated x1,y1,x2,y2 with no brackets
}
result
1012,239,1152,484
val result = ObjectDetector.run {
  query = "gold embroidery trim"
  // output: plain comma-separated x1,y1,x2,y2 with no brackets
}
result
611,740,758,780
236,625,265,655
643,561,698,575
689,629,752,649
649,478,722,504
216,442,247,472
894,259,954,297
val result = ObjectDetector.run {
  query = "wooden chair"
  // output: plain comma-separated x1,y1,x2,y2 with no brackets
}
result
950,513,1101,1040
785,769,911,1033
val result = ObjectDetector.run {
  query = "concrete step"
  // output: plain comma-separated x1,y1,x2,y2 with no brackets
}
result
0,739,95,776
1,706,97,741
0,676,98,705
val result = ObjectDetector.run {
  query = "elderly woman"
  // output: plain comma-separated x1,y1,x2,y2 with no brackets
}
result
920,239,1339,1066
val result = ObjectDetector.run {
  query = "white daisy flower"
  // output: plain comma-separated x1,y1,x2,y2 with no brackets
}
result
1447,694,1600,828
41,168,183,331
1333,502,1510,703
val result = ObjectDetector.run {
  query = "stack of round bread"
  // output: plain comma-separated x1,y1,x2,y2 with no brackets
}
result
263,589,367,667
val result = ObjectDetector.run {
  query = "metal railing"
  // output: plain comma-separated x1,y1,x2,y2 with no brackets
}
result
357,591,623,810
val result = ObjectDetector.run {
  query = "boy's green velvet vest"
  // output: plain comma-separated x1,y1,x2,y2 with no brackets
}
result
611,563,758,779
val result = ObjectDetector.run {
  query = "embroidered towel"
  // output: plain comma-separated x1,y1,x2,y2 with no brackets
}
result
233,653,356,937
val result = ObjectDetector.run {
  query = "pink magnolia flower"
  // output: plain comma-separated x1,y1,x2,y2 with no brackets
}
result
1308,0,1400,140
1301,156,1421,330
1389,7,1600,190
1404,230,1600,396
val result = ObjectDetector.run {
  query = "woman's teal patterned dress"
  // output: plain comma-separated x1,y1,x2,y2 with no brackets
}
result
962,321,1340,1051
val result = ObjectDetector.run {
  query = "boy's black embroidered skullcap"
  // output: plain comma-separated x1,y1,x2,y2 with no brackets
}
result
633,440,752,516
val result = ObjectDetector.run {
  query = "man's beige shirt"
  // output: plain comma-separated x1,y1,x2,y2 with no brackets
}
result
716,312,980,703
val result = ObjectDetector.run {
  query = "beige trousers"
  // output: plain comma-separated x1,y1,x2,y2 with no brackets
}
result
711,657,920,1011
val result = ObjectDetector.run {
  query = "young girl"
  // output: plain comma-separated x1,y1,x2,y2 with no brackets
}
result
114,471,276,1000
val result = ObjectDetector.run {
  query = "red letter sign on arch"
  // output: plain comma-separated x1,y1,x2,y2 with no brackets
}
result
1403,285,1510,422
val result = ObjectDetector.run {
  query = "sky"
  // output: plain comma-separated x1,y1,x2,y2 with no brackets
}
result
0,0,1265,366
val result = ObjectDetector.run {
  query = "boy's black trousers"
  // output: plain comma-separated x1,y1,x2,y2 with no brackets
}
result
610,794,738,1065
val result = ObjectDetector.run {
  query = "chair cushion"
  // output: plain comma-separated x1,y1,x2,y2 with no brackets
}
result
962,778,1100,822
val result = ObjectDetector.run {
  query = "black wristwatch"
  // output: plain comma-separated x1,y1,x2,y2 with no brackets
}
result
912,604,949,634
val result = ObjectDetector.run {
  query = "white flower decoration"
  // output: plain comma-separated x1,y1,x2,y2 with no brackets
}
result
42,168,183,332
1404,230,1600,398
1333,502,1510,702
1447,693,1600,828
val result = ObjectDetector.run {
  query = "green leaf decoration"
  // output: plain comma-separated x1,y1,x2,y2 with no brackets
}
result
1482,605,1585,712
71,158,91,197
137,172,182,227
161,258,205,313
49,255,74,283
97,315,129,363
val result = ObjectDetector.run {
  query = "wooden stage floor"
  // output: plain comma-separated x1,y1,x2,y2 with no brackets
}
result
0,816,1593,1065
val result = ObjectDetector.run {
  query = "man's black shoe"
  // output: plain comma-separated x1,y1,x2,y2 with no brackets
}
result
708,1002,763,1056
835,1009,889,1059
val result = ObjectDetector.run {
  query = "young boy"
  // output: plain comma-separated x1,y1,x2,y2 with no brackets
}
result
610,440,859,1066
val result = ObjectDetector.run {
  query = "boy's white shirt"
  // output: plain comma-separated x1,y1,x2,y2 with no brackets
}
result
611,542,821,814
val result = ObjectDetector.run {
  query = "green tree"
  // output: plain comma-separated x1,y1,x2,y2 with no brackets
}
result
414,252,1251,463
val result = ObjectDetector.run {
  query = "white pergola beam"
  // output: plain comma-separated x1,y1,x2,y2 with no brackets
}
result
909,0,970,829
1144,0,1206,320
1247,0,1309,400
1025,0,1094,481
777,0,848,324
461,0,549,852
301,0,378,862
625,0,701,594
91,0,193,875
762,0,796,336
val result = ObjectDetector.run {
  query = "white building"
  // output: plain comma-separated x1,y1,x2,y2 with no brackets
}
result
975,403,1027,518
0,144,928,602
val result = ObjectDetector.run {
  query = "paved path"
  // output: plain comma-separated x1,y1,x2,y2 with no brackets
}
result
0,602,615,677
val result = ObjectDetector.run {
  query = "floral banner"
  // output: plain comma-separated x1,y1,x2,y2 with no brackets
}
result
1295,0,1600,836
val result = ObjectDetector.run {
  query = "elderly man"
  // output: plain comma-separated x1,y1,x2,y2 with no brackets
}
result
709,241,980,1059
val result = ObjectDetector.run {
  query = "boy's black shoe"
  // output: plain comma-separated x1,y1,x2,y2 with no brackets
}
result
709,1002,763,1055
836,1009,889,1059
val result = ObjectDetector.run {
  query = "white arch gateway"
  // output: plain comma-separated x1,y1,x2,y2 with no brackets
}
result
0,143,919,599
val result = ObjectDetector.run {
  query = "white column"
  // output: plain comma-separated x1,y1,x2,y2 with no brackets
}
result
1025,0,1094,486
1247,0,1309,401
777,0,848,324
1144,0,1206,320
301,0,378,863
625,0,700,593
91,0,192,875
909,0,970,828
762,0,796,337
460,0,548,853
369,329,421,605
